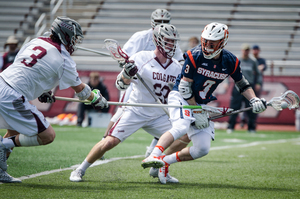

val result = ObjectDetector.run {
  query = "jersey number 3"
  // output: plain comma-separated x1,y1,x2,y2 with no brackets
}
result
21,46,47,67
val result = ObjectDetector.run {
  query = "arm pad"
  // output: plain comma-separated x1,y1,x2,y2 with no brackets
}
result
115,73,130,91
235,75,251,93
75,84,91,100
178,78,193,100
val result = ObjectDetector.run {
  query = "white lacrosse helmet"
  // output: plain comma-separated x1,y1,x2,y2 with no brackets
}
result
201,22,229,59
153,23,180,59
51,16,84,55
151,9,171,29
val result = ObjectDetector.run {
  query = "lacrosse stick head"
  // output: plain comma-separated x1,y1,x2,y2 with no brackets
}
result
268,90,299,111
104,39,129,62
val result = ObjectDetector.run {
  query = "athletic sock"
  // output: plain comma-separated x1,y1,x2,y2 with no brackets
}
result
162,152,181,165
151,145,164,157
78,159,92,172
2,137,16,149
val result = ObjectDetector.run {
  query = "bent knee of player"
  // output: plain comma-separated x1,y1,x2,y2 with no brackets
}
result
103,136,120,150
189,145,210,159
39,126,56,145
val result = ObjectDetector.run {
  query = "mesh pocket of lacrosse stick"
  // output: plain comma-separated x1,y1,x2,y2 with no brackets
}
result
268,90,300,111
104,39,129,62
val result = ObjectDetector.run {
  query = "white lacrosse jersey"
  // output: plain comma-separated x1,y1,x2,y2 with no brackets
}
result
128,51,182,118
0,37,81,101
122,28,184,62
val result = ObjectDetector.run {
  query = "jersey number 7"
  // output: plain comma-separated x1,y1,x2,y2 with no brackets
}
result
199,80,216,99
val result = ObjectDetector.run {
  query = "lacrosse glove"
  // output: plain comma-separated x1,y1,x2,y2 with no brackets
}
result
38,91,56,103
86,89,109,110
118,60,126,68
192,109,209,129
122,62,138,79
250,97,267,113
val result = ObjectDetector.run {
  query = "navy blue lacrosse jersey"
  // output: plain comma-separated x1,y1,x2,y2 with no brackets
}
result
174,45,242,104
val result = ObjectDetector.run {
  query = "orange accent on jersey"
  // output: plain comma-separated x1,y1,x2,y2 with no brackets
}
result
176,151,181,162
230,57,239,75
185,110,190,117
155,145,165,153
187,50,197,69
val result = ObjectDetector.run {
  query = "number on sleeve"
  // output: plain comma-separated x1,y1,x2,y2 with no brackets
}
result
21,46,47,67
184,64,190,74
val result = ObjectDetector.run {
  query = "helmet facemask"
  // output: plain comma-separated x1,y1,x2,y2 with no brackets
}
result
153,24,180,59
68,27,83,54
201,38,225,59
200,22,229,59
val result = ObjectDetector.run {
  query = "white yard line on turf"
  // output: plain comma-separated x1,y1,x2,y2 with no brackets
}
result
1,138,300,184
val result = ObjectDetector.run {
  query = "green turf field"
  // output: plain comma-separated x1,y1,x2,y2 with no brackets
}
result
1,126,300,198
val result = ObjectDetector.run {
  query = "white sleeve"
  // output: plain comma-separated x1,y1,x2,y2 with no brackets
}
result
122,32,146,57
58,49,81,89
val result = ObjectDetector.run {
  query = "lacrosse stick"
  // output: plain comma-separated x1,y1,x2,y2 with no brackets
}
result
104,39,170,116
55,96,233,115
77,46,110,56
210,90,300,120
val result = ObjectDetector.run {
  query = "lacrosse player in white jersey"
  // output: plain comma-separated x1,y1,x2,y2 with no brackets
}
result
70,23,182,183
103,8,185,159
0,17,108,183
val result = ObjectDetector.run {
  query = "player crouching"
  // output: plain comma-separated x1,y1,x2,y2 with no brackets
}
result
141,22,267,184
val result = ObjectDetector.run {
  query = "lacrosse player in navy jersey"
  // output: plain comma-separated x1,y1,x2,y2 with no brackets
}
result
142,22,267,184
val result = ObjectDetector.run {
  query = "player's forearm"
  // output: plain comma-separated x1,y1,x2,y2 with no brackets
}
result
121,75,131,85
242,88,256,101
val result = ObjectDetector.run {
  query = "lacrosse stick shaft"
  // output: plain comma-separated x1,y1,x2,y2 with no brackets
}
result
210,107,253,120
77,46,110,56
55,96,203,109
210,90,300,120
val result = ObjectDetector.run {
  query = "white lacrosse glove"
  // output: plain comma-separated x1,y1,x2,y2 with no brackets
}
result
192,109,209,129
86,89,109,110
250,97,267,113
122,62,138,79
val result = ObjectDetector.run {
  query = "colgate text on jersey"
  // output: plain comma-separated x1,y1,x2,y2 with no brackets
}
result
153,72,177,83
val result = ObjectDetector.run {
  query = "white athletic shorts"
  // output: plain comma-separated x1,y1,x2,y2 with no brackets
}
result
168,91,215,140
110,85,133,123
0,78,49,135
109,108,171,142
